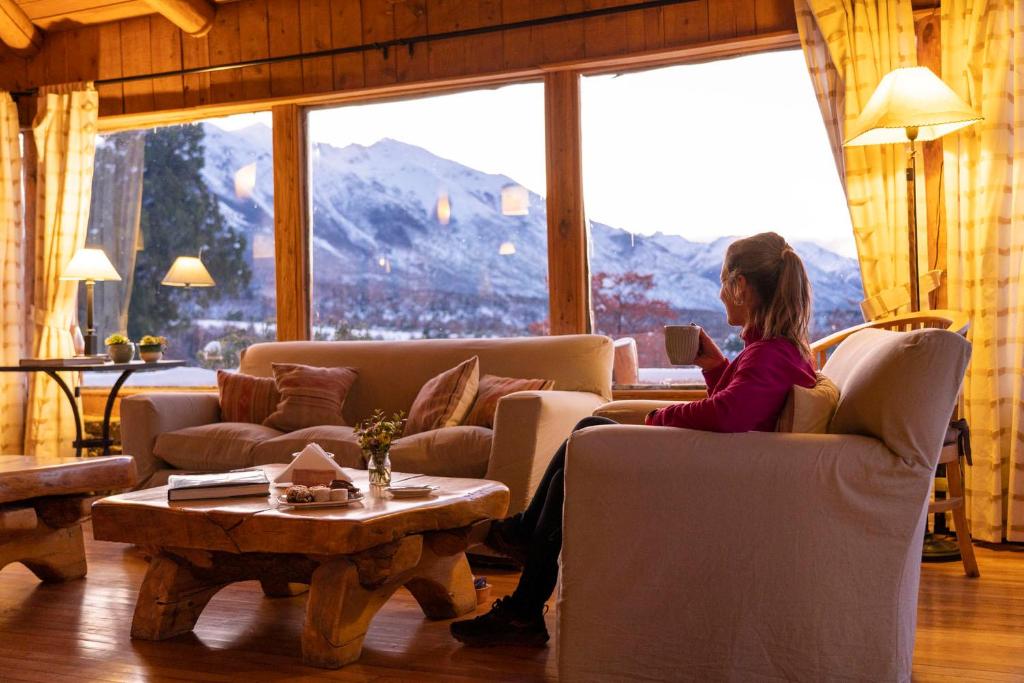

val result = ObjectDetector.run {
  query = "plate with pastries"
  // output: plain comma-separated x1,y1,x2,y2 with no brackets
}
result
278,480,363,509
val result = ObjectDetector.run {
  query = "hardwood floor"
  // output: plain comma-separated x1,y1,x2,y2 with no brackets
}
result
0,525,1021,681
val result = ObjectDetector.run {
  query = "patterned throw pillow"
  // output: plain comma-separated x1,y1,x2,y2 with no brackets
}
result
217,370,280,425
262,363,359,432
465,375,555,429
404,357,480,436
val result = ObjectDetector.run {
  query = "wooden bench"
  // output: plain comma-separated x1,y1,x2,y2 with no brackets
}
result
0,455,136,582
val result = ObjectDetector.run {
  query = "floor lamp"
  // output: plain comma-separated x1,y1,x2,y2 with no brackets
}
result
843,66,982,312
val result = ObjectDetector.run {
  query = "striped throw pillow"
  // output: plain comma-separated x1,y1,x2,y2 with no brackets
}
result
465,375,555,429
404,357,480,436
217,370,280,425
262,363,359,432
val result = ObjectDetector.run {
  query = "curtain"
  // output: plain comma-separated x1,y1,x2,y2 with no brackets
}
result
86,131,145,336
0,94,25,453
24,84,98,460
795,0,919,318
941,0,1024,542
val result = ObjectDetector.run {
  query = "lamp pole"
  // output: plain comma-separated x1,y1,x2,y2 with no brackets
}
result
84,278,96,355
905,125,920,312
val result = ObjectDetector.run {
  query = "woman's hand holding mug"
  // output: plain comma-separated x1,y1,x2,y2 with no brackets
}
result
693,328,727,372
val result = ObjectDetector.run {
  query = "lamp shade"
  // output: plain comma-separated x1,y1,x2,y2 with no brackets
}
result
161,256,215,287
845,67,982,146
501,184,529,216
60,247,122,282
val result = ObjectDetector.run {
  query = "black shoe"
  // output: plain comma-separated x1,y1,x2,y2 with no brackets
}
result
450,596,549,647
484,519,529,566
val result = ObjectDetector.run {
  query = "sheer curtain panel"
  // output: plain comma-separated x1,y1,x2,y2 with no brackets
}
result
941,0,1024,542
24,85,98,460
0,94,25,453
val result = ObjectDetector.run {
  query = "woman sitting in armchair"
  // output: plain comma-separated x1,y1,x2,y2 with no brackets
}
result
450,231,818,648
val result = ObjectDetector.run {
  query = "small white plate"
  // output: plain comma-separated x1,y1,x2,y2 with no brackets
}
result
387,485,439,499
277,492,364,509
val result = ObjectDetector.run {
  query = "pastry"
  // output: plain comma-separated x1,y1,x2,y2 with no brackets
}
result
329,488,349,501
285,485,313,503
310,485,331,502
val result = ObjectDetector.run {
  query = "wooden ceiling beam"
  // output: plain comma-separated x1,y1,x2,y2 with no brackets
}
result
0,0,42,56
143,0,216,36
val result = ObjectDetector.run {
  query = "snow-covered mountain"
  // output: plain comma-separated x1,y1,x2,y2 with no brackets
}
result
201,122,862,332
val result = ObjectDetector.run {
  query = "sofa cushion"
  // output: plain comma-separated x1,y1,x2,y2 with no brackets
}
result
404,356,480,436
465,374,555,428
250,425,364,467
391,426,493,479
217,370,279,424
154,422,283,471
777,372,840,434
263,363,359,432
823,328,971,467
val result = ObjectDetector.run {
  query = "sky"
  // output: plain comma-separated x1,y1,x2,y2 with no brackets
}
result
211,49,856,257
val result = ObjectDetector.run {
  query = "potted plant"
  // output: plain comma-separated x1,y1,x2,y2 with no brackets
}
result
138,335,167,363
354,409,406,490
104,333,134,363
474,576,492,605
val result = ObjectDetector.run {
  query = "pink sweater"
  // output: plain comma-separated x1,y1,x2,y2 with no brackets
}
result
645,328,816,432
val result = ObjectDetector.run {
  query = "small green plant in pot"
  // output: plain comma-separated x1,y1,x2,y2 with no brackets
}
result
104,333,134,363
354,409,406,490
138,335,167,363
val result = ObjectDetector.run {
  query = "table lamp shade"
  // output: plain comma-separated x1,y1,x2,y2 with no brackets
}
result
162,256,215,287
845,67,982,146
60,248,122,282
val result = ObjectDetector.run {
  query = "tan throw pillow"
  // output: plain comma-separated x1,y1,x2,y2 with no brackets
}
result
262,363,358,432
776,372,840,434
404,357,480,436
217,370,280,424
465,374,554,429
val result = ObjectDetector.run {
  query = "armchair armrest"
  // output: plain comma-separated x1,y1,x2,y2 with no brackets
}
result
487,390,606,514
593,399,682,425
120,392,220,486
559,425,934,682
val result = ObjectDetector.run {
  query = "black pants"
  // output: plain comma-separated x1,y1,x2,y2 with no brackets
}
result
508,415,618,613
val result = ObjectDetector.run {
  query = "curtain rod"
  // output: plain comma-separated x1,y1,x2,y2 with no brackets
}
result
10,0,698,99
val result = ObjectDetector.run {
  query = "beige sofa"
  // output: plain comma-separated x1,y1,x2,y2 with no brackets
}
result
121,335,612,514
559,328,971,682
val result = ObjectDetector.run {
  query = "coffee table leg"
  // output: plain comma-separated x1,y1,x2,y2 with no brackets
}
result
131,553,228,640
405,547,476,619
1,524,87,583
302,558,404,669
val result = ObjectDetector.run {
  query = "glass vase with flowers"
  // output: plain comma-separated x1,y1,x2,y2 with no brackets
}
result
354,409,406,490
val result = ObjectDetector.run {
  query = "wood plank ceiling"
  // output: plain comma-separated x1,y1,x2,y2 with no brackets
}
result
16,0,234,29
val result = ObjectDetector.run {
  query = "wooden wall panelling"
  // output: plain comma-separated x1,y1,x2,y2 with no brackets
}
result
583,0,647,59
544,70,589,335
149,17,185,110
97,22,124,116
426,0,502,79
501,0,536,69
916,10,946,308
237,0,272,100
468,0,503,74
271,103,311,340
299,0,334,93
709,0,756,40
181,21,211,107
754,0,796,33
534,0,586,64
361,0,396,85
663,0,708,46
120,16,156,113
267,0,303,96
394,0,429,82
328,0,364,91
208,2,243,102
64,28,99,84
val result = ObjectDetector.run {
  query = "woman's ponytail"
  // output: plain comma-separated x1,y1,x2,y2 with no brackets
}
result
724,233,813,358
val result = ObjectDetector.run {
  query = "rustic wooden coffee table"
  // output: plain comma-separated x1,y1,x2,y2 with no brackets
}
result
91,465,508,669
0,455,136,582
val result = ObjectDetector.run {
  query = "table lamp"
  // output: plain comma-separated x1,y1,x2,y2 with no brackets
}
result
844,66,982,312
61,247,122,356
161,254,216,288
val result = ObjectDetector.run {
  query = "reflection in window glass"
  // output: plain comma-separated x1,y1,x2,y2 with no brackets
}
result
308,84,548,340
582,50,862,386
83,112,275,387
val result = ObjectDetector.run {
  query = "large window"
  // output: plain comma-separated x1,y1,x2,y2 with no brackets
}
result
582,50,861,386
307,84,548,340
82,112,275,387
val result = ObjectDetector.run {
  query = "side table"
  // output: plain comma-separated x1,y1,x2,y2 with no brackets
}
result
0,359,185,456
